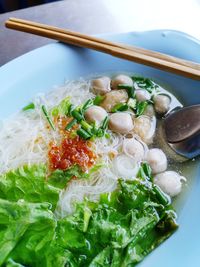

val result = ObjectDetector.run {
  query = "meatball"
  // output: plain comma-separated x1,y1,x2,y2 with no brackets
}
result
123,137,147,162
111,74,133,89
146,148,167,174
84,105,108,125
154,171,186,197
133,115,156,144
109,113,134,134
100,89,128,112
91,76,111,95
154,94,171,114
143,104,155,117
135,89,151,102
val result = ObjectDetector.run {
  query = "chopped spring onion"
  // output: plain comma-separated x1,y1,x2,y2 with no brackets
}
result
22,102,35,111
127,98,136,109
118,84,135,98
71,109,83,122
111,103,128,113
142,162,152,180
41,105,56,131
101,116,109,130
135,101,148,116
93,95,105,105
68,104,74,116
132,77,158,93
66,100,109,140
82,99,93,112
137,162,153,181
77,128,91,139
65,118,77,130
80,120,93,133
153,185,171,206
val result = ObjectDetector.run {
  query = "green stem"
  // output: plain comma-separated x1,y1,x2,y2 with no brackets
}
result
41,105,55,131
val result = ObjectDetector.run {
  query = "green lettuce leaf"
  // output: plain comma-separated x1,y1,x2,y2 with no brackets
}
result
0,164,91,210
0,199,55,266
6,258,26,267
0,165,60,210
51,97,71,117
0,166,178,267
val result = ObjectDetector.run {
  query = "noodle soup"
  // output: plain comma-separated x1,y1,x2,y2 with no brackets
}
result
0,74,189,266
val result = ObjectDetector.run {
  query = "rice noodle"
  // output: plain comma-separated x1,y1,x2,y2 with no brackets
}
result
0,80,93,174
56,167,118,217
0,79,121,216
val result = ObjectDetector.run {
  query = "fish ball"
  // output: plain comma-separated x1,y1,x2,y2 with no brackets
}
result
111,74,133,89
123,137,147,162
133,115,156,144
154,171,186,197
109,113,134,134
146,148,167,174
91,76,111,95
100,89,128,112
135,89,151,102
84,105,108,125
154,94,171,114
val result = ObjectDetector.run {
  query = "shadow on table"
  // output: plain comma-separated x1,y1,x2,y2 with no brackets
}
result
0,0,61,13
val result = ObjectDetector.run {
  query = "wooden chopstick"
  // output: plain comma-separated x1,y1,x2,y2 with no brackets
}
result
5,17,200,80
7,17,200,71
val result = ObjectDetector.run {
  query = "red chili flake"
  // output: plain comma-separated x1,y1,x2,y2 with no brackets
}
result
48,136,96,171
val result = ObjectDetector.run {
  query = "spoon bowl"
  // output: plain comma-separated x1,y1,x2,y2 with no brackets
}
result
163,105,200,159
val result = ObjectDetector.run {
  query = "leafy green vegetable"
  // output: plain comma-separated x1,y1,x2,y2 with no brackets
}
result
22,102,35,111
6,259,26,267
0,199,56,266
0,164,60,210
0,163,178,267
51,97,71,116
0,164,89,210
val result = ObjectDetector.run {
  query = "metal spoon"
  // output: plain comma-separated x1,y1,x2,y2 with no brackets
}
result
163,105,200,159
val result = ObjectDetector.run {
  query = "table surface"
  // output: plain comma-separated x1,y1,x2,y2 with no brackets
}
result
1,0,200,66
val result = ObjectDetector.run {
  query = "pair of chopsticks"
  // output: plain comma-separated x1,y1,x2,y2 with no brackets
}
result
5,17,200,80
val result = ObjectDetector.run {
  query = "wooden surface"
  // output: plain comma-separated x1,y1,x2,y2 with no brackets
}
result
0,0,200,67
